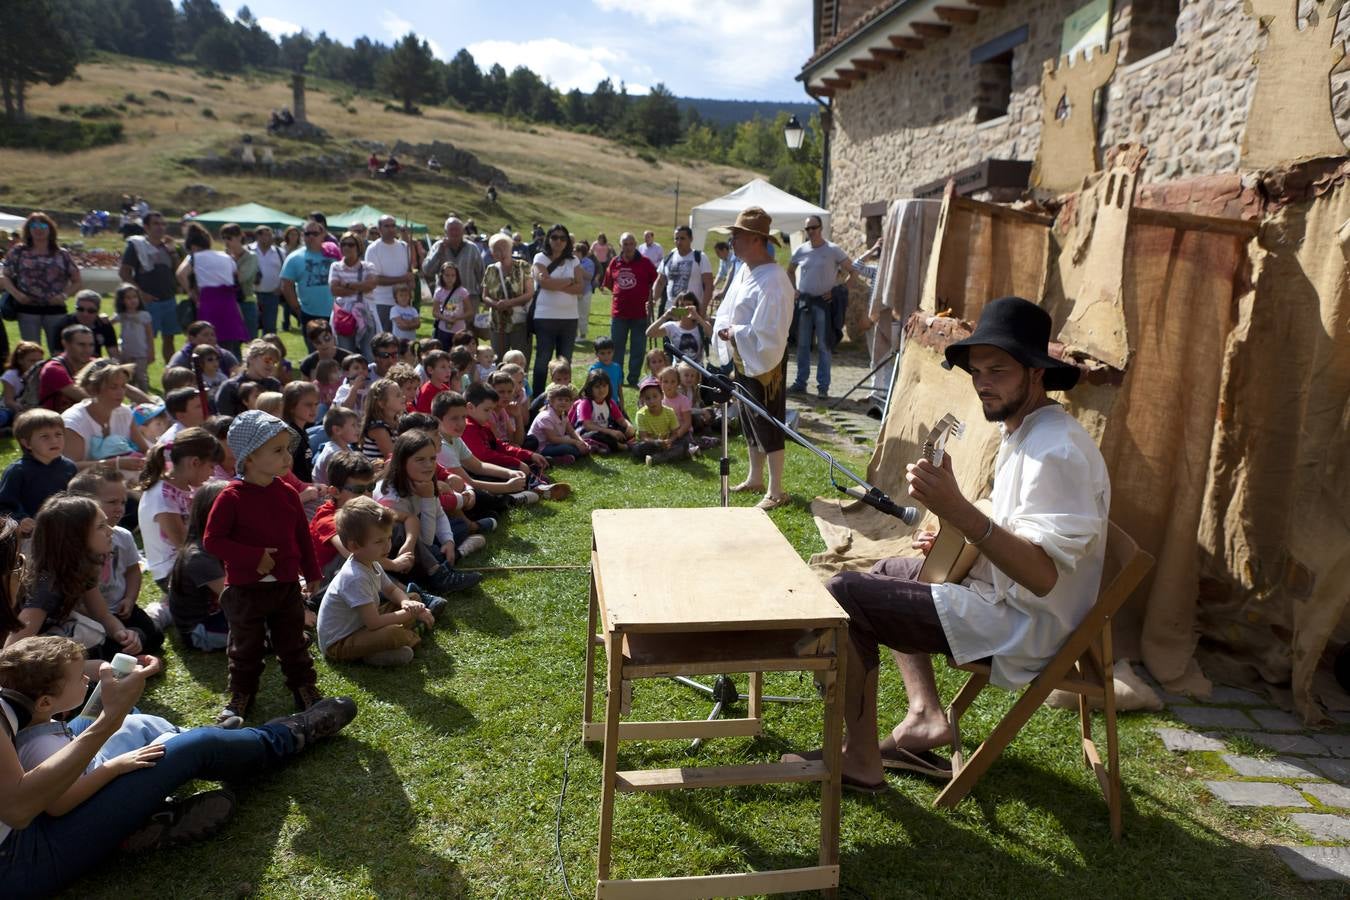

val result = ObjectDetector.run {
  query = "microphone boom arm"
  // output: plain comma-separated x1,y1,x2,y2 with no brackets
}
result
664,342,918,526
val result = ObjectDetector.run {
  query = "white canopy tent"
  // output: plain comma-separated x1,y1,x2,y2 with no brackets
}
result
0,211,27,232
688,179,830,250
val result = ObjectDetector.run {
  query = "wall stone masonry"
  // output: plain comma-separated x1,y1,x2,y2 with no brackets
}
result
821,0,1350,251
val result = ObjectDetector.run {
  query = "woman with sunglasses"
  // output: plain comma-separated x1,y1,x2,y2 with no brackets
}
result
0,213,82,353
325,232,376,361
298,321,351,381
530,225,585,395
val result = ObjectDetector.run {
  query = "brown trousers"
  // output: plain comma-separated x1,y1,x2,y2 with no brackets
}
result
324,602,422,662
220,580,316,698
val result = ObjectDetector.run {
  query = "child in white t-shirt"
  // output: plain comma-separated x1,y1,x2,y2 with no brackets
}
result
317,497,446,666
390,284,421,341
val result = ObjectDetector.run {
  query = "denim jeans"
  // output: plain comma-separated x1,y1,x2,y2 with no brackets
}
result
539,442,577,459
0,723,297,896
239,300,259,340
20,311,68,353
255,290,280,334
610,316,648,386
793,301,831,394
532,317,577,396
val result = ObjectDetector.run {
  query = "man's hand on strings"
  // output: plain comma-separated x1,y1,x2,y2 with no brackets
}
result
905,453,969,523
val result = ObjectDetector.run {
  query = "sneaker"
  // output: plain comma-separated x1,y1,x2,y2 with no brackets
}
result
120,788,236,853
211,714,244,730
689,444,701,459
475,516,499,534
509,490,540,506
457,534,487,557
788,383,808,395
217,692,253,724
145,600,173,631
817,389,830,400
423,594,449,619
429,565,484,594
293,684,324,712
365,646,415,666
645,455,654,467
266,697,358,752
538,481,571,500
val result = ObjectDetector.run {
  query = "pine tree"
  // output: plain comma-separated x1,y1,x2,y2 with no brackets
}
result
446,49,483,110
0,0,79,119
378,33,437,113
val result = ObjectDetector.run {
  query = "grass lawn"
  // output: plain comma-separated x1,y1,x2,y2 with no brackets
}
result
1,312,1334,899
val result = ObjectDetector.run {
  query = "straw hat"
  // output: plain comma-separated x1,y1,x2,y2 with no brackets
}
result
729,207,780,246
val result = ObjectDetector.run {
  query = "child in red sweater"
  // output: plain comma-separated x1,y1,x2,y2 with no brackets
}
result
461,382,571,500
413,350,455,414
204,410,326,724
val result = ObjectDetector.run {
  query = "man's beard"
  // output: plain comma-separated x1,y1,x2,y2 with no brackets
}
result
981,371,1031,422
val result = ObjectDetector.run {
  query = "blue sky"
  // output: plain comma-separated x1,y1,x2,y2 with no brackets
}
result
233,1,814,101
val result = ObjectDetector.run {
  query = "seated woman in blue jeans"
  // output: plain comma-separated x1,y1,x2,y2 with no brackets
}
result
0,636,357,896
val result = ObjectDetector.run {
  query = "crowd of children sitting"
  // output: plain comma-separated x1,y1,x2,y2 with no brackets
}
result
0,287,730,888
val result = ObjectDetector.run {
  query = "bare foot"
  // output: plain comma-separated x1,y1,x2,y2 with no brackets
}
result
881,710,953,753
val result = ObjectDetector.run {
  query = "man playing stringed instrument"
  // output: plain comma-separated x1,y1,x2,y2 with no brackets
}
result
795,296,1110,792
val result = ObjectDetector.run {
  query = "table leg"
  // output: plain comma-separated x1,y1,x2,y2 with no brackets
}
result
596,627,624,883
819,626,843,894
582,572,598,741
749,671,763,721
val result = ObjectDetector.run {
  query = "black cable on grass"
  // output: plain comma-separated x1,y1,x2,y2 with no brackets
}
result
555,741,576,900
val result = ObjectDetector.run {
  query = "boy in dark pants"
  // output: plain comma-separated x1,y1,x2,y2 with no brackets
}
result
204,410,324,723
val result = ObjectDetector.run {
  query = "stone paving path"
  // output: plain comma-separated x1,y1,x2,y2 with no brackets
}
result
1149,672,1350,882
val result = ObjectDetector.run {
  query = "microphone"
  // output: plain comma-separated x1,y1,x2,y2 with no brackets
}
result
839,484,919,526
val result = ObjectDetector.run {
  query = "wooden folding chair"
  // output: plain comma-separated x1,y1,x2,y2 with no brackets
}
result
934,522,1154,841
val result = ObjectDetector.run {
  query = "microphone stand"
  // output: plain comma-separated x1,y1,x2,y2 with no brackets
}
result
660,342,918,749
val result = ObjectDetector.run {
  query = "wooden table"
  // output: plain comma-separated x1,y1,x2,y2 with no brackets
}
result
583,507,849,899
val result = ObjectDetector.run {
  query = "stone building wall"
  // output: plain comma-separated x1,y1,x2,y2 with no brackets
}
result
823,0,1350,251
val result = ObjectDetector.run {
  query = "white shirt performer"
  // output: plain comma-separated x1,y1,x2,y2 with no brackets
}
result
711,207,794,511
783,296,1109,791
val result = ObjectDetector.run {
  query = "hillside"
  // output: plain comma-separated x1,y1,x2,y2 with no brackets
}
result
0,58,763,242
677,97,817,130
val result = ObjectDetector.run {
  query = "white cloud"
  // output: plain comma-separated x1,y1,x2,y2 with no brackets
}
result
589,0,810,97
250,15,300,37
466,38,650,93
383,9,445,59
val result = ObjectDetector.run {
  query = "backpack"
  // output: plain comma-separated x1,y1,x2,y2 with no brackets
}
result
18,356,73,411
661,249,703,313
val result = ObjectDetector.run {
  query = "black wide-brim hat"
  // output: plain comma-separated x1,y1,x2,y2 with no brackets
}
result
943,296,1081,392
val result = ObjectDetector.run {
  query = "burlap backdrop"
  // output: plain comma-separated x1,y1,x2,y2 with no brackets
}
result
812,168,1350,720
1195,171,1350,720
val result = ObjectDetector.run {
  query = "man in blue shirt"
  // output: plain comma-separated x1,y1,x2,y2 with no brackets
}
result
281,224,336,352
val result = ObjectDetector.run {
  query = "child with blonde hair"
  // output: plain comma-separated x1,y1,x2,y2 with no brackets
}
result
317,497,445,667
527,383,589,463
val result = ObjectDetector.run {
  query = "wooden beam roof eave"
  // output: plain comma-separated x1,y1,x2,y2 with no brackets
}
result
799,0,987,93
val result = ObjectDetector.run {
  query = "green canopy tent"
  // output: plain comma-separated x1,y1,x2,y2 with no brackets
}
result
184,202,304,230
327,205,429,235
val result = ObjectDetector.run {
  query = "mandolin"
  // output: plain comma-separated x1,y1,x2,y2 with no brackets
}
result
916,413,990,585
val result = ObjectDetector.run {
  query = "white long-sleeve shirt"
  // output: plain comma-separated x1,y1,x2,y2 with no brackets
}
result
710,261,793,377
932,404,1111,689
